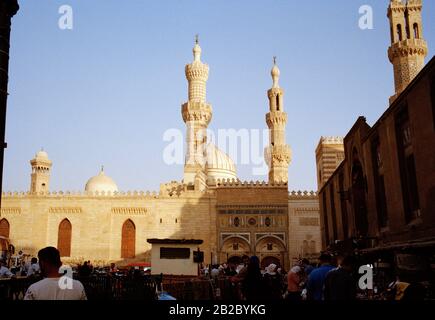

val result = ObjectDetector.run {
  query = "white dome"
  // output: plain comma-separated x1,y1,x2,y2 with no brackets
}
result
35,150,49,160
85,169,118,193
205,144,237,181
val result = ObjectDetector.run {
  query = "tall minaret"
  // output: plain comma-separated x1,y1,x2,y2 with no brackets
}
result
181,35,212,184
30,149,52,193
388,0,427,103
265,58,291,184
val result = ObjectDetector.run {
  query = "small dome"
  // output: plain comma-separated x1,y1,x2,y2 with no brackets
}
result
205,144,237,181
35,150,49,160
85,169,118,193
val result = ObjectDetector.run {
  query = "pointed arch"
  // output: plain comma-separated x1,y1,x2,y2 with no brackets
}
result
121,219,136,259
0,219,10,238
58,219,72,257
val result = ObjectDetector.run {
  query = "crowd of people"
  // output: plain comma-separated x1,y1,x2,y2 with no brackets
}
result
1,247,430,300
205,253,428,301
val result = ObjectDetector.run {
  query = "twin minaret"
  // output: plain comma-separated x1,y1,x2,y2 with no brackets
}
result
181,38,291,185
388,0,427,103
265,58,291,184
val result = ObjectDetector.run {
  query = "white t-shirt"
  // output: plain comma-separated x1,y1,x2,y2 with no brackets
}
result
24,277,87,300
0,266,13,277
26,263,40,276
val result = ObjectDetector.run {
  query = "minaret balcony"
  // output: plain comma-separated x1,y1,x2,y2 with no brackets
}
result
388,38,428,61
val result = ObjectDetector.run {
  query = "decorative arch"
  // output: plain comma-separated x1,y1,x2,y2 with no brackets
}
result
221,236,251,256
397,24,403,41
0,218,10,238
121,219,136,259
58,219,72,257
255,235,286,250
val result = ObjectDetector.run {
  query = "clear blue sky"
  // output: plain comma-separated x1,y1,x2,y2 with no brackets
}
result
3,0,434,192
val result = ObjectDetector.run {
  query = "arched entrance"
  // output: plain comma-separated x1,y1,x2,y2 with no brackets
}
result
227,256,242,265
255,236,286,269
221,236,251,263
0,219,10,238
121,219,136,259
260,256,281,269
58,219,72,257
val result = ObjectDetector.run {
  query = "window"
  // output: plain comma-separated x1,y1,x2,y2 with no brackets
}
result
395,106,420,222
371,137,389,228
413,23,420,39
276,95,280,111
160,247,190,259
397,24,403,41
322,192,330,246
121,219,136,258
330,183,338,241
338,173,349,239
233,217,240,227
233,243,239,251
58,219,72,257
0,219,10,238
264,217,271,227
267,243,273,251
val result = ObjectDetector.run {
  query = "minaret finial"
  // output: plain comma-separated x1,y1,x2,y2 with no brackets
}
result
101,165,104,172
273,56,277,65
195,34,199,45
193,34,202,62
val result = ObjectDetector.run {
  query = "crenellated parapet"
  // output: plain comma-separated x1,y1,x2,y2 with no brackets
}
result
288,190,318,200
208,178,288,188
1,190,160,199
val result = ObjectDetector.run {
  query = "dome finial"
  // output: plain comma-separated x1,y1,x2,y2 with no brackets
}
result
101,165,104,173
271,56,280,88
193,34,202,62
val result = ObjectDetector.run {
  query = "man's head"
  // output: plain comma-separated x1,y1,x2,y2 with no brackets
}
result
301,258,310,265
31,257,37,264
37,247,62,277
319,253,332,265
340,255,357,272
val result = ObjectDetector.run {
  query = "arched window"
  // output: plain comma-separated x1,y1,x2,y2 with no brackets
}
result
0,219,10,238
276,95,280,111
397,24,403,41
413,23,420,39
121,219,136,258
58,219,72,257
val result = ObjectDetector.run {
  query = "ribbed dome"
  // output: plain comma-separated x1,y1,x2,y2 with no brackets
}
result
85,169,118,193
205,144,237,181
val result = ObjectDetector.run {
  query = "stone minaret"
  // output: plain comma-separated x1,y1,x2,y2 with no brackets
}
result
265,58,291,184
388,0,427,103
30,150,52,193
182,36,212,184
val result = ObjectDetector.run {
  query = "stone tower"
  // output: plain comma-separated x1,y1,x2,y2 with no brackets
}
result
182,36,213,185
30,150,52,193
315,137,344,190
265,58,291,184
388,0,428,103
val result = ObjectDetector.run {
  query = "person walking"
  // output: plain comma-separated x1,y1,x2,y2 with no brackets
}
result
286,265,302,301
324,255,357,301
306,253,335,301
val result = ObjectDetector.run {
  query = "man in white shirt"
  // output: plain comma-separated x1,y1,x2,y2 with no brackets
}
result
0,259,14,278
24,247,87,300
26,257,40,276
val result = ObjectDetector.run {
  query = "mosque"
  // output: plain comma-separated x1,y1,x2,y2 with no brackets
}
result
0,39,321,270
